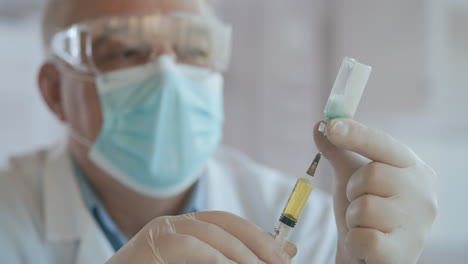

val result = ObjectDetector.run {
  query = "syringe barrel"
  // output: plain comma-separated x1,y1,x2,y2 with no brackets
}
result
281,177,314,222
274,221,294,249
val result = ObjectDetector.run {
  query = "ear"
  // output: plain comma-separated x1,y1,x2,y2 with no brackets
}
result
38,62,66,122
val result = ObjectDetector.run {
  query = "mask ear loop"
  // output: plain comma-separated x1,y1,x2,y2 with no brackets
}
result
68,126,93,147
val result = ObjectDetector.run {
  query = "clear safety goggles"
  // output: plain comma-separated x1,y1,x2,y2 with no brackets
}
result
50,13,232,75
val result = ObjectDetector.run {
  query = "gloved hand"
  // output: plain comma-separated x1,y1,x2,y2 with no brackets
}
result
314,119,437,264
105,211,297,264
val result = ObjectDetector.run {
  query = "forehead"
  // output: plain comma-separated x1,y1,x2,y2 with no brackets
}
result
66,0,205,26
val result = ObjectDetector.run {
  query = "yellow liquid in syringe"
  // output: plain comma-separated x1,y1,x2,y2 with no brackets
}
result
282,177,314,221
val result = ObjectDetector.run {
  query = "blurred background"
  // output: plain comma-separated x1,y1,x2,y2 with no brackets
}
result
0,0,467,262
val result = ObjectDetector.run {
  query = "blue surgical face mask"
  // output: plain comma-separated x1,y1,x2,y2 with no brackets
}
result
86,55,224,198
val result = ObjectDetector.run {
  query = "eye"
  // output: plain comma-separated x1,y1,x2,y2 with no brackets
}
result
186,47,209,58
92,45,151,72
175,43,210,59
119,47,146,58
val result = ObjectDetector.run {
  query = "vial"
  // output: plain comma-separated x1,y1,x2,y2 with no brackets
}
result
324,57,372,121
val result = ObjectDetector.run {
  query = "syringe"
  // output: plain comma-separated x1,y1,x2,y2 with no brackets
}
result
273,57,372,249
274,152,322,248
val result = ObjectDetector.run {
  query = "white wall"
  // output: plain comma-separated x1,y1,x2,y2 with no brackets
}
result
220,0,333,193
0,13,63,167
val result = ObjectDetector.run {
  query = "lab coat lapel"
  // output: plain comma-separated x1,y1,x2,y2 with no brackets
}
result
43,145,114,264
75,219,114,264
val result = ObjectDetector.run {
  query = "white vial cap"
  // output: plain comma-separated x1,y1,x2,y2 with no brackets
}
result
324,57,372,120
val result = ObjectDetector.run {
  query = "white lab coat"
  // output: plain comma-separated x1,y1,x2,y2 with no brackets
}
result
0,145,337,264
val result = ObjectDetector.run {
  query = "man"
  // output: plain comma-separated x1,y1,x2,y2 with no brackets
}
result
0,0,437,263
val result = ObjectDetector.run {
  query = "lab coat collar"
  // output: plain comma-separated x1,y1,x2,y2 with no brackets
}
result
43,144,114,263
43,144,86,241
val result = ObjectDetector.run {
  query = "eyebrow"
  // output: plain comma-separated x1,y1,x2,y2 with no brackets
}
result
92,26,127,50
